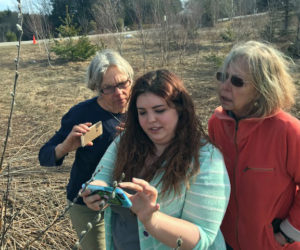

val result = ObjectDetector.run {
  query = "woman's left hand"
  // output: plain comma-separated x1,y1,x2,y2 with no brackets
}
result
119,178,160,224
116,122,125,132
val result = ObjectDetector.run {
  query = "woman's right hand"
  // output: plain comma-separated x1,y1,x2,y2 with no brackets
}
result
55,122,92,160
81,180,109,211
81,189,103,211
118,178,160,225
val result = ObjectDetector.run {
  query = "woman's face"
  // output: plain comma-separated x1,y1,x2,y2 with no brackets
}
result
218,59,257,118
136,92,179,155
99,66,131,113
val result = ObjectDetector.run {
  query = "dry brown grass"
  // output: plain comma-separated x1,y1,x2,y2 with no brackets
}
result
0,21,299,249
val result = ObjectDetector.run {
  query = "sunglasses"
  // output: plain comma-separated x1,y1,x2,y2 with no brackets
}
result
100,79,131,94
216,72,244,87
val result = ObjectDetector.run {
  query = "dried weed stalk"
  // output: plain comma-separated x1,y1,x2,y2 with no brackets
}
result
0,1,24,248
0,0,23,173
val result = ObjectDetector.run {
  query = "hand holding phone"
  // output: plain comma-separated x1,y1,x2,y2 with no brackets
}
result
80,121,103,147
84,184,132,208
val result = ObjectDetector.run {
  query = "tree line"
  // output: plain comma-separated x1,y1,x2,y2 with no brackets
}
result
0,0,299,57
0,0,296,41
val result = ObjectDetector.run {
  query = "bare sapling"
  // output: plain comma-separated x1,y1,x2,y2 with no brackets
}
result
24,0,53,66
0,0,24,248
0,0,23,174
92,0,126,55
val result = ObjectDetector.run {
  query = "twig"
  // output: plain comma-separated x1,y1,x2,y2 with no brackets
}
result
0,164,12,247
72,172,125,249
0,0,23,174
22,167,104,249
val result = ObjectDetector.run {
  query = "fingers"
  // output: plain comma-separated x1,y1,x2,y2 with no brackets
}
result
118,182,143,192
116,122,125,132
119,178,158,204
119,178,157,195
84,122,92,127
116,126,125,132
82,192,102,211
80,188,91,198
132,178,158,196
72,123,91,134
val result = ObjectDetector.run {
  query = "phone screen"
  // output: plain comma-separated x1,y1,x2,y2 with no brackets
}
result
92,190,123,206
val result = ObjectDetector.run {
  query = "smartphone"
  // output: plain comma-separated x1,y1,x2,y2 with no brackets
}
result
85,184,132,208
80,121,103,147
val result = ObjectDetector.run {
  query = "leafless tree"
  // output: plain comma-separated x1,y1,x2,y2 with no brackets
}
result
127,0,151,72
23,0,53,66
0,0,24,247
92,0,126,55
151,0,179,66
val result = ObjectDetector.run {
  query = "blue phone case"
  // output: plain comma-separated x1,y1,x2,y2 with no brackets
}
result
85,184,132,208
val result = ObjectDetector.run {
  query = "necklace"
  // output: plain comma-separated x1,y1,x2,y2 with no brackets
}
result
109,112,123,124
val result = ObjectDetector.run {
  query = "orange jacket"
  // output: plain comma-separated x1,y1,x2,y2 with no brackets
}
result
208,107,300,250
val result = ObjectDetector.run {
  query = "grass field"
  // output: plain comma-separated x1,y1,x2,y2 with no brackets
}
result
0,19,299,249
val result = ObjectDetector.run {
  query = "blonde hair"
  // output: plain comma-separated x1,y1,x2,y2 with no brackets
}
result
222,40,296,117
86,49,134,94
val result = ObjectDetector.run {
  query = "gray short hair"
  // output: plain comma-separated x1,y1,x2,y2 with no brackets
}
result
86,49,134,93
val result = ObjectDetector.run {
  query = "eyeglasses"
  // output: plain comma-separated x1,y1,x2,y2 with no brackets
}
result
100,79,131,94
216,72,244,87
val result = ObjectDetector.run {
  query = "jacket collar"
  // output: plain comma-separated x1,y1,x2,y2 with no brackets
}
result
213,106,282,143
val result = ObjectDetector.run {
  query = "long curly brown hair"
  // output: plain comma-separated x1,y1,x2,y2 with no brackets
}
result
113,70,208,197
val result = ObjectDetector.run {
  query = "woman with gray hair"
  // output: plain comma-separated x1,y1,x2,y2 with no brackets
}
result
39,49,134,249
208,41,300,249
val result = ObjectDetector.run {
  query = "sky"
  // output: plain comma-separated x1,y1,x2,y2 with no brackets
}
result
0,0,188,12
0,0,45,13
0,0,17,11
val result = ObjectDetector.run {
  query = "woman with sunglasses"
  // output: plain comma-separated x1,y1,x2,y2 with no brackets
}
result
208,40,300,250
39,49,134,249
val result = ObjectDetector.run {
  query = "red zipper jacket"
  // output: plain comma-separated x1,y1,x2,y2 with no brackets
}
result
208,107,300,250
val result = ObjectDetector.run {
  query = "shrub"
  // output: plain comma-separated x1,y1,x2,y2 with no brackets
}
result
204,53,224,68
88,20,97,34
5,31,17,42
56,5,79,38
220,27,235,42
260,23,275,42
116,18,124,31
52,36,97,61
52,5,97,62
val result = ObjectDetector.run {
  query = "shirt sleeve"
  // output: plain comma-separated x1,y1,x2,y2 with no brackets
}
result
181,144,230,249
38,108,77,166
93,137,120,184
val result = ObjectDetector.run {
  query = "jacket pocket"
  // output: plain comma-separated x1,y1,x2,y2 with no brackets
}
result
243,166,274,172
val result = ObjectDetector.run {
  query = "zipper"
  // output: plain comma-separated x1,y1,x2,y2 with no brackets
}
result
243,166,274,172
233,120,242,250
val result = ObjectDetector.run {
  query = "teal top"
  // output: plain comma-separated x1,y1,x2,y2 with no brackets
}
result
94,138,230,249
